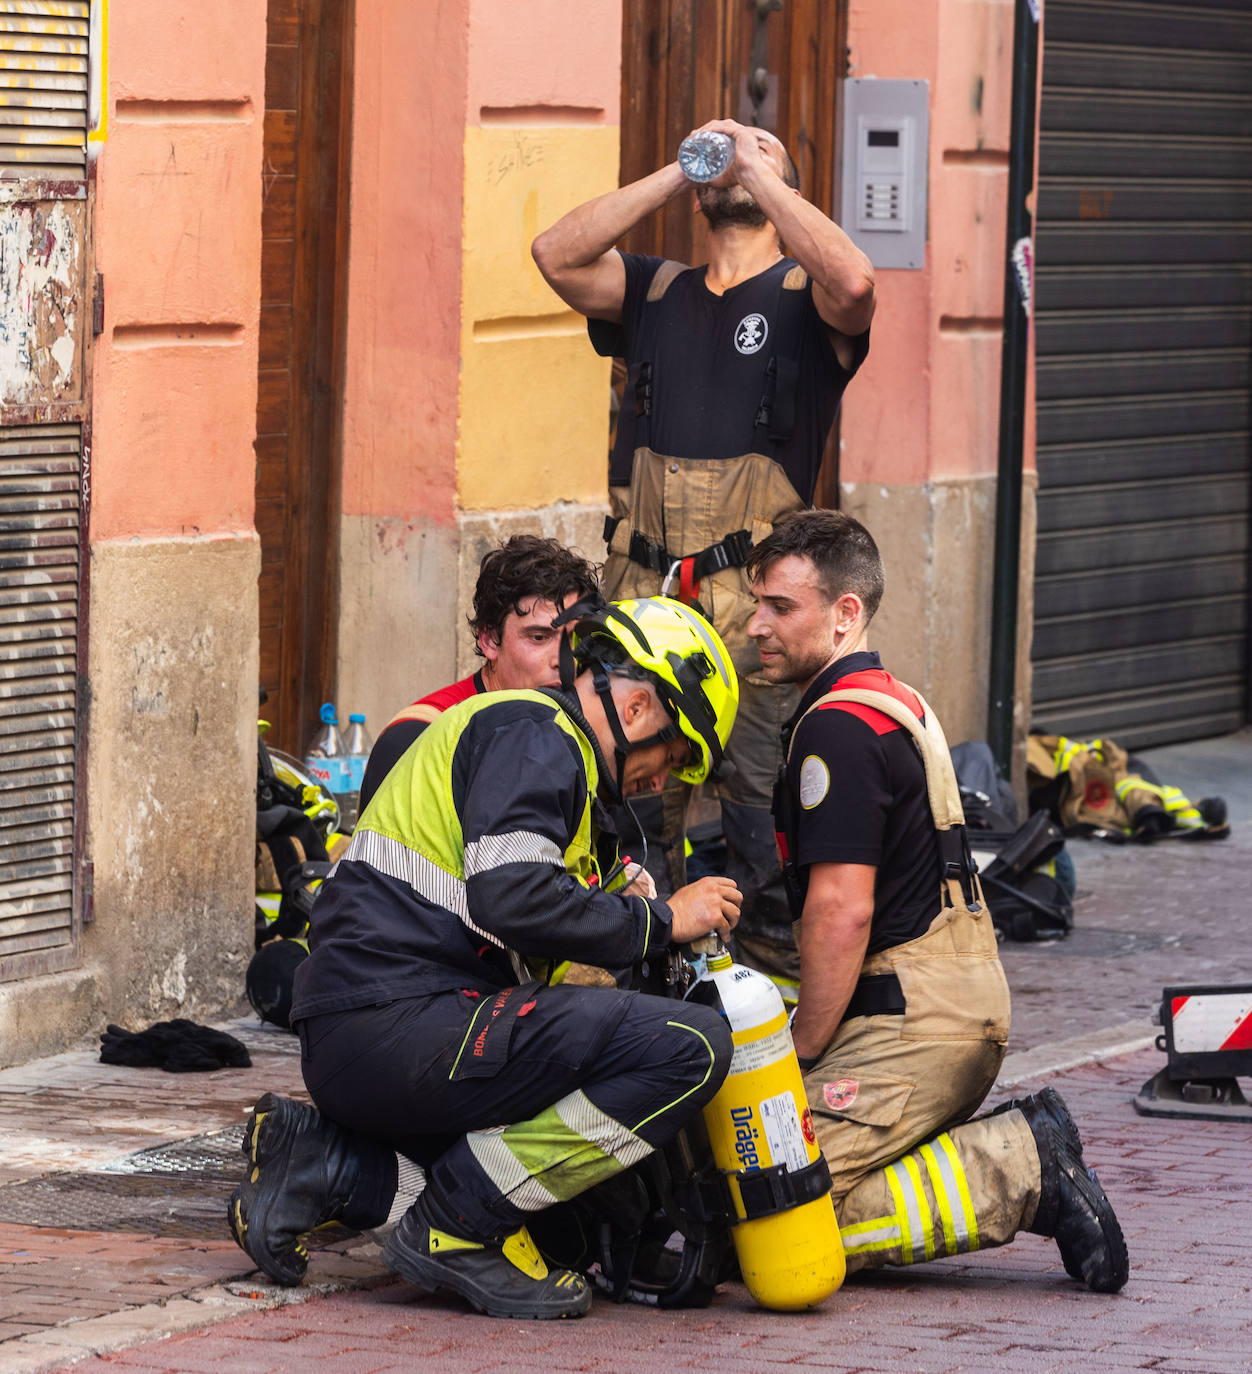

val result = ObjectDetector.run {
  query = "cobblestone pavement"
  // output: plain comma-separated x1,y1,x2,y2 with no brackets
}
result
1,732,1248,1373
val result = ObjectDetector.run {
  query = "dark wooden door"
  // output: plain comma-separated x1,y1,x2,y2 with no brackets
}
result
255,0,350,754
618,0,848,506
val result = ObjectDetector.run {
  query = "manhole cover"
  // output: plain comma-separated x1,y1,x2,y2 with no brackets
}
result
0,1125,352,1244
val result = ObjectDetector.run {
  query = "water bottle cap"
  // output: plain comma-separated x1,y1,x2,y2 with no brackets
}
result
349,713,365,723
319,702,338,724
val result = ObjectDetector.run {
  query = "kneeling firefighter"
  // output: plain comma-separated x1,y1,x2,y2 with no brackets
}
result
229,595,847,1315
231,597,748,1318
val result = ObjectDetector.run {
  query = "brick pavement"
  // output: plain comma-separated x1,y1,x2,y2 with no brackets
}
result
0,730,1249,1373
37,1048,1252,1374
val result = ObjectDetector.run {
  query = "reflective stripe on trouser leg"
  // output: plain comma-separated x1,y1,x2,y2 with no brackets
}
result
836,1109,1040,1271
432,1011,727,1240
465,1088,655,1213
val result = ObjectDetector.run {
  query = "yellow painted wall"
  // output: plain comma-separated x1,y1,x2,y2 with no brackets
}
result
457,123,618,511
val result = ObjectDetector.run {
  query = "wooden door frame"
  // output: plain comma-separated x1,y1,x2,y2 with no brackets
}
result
264,0,355,754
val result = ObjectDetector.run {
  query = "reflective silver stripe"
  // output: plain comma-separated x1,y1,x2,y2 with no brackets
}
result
464,830,564,878
840,1219,901,1255
888,1158,926,1257
924,1138,971,1254
467,1131,559,1213
340,828,503,949
555,1090,652,1172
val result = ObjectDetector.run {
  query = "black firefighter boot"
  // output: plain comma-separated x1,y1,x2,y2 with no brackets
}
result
382,1187,592,1319
1012,1087,1129,1293
228,1092,397,1286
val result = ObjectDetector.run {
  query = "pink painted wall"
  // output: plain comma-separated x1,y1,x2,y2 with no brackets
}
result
466,0,620,124
338,0,469,524
91,1,264,541
841,0,1018,488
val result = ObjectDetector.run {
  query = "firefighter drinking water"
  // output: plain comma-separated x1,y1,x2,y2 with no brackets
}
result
229,597,744,1319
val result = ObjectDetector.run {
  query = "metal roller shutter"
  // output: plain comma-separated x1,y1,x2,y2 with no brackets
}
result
0,1,90,180
0,422,80,966
1031,0,1252,748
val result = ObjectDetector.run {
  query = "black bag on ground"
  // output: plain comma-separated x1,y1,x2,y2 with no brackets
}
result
968,810,1075,943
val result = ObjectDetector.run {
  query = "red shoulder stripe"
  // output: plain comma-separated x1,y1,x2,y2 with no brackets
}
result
816,668,922,737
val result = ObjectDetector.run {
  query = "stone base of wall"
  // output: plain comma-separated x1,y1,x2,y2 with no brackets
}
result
454,502,608,679
335,503,609,733
0,535,260,1068
840,471,1037,785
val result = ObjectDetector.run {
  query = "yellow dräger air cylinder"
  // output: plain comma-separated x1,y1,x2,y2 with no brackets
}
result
698,947,845,1309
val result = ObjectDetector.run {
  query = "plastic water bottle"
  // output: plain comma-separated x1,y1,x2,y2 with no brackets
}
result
344,712,374,828
304,703,354,829
679,131,734,183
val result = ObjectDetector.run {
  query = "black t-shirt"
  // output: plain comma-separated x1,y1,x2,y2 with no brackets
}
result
781,652,941,954
590,253,869,501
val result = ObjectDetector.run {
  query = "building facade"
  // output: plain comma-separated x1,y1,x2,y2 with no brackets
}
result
7,0,1235,1066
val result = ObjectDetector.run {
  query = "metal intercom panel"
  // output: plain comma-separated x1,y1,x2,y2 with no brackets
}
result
838,78,929,270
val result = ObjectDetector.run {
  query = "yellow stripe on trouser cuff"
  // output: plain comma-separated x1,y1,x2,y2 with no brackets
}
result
839,1213,901,1257
888,1160,918,1263
467,1089,651,1210
902,1153,936,1260
920,1134,978,1255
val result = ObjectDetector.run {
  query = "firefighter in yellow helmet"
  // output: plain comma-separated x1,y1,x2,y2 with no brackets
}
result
230,597,742,1319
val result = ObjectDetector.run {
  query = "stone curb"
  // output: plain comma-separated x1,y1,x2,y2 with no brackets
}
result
995,1019,1157,1087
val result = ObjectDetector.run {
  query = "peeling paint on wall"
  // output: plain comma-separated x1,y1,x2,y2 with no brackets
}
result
0,200,84,405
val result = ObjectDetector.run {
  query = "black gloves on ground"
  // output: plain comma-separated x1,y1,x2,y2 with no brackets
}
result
99,1019,252,1072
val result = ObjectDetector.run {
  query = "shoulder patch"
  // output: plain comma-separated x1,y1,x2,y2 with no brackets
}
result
799,754,830,809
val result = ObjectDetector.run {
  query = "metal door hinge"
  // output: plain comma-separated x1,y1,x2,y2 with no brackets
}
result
92,273,104,337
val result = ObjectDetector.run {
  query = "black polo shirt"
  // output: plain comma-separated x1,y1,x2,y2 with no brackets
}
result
780,652,942,954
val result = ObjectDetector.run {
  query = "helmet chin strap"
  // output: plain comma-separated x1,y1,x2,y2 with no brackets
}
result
588,664,679,799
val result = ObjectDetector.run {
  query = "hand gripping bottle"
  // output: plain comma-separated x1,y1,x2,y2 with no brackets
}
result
303,703,353,829
696,943,845,1309
678,130,734,183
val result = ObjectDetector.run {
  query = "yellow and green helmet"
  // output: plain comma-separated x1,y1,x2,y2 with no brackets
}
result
569,595,739,786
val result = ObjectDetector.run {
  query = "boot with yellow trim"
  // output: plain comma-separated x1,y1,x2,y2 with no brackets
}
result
382,1189,592,1319
228,1093,397,1286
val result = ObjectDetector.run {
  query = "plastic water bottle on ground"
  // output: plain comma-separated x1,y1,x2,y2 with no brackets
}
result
344,712,374,828
304,703,354,830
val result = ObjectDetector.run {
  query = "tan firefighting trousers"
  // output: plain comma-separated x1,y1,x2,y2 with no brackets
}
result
792,686,1042,1270
605,448,804,972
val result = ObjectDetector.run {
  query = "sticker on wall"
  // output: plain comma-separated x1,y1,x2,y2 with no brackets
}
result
1011,236,1033,317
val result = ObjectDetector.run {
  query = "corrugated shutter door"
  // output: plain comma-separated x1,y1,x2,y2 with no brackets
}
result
0,422,79,962
0,1,90,180
1031,0,1252,747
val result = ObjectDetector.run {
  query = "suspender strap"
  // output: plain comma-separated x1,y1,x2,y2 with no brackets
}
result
630,259,688,451
788,685,965,832
787,684,981,909
753,265,808,445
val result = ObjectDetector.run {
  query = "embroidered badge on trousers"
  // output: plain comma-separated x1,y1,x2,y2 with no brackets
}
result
823,1078,859,1112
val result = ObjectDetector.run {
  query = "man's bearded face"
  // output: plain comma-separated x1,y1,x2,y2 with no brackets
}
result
696,182,769,232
